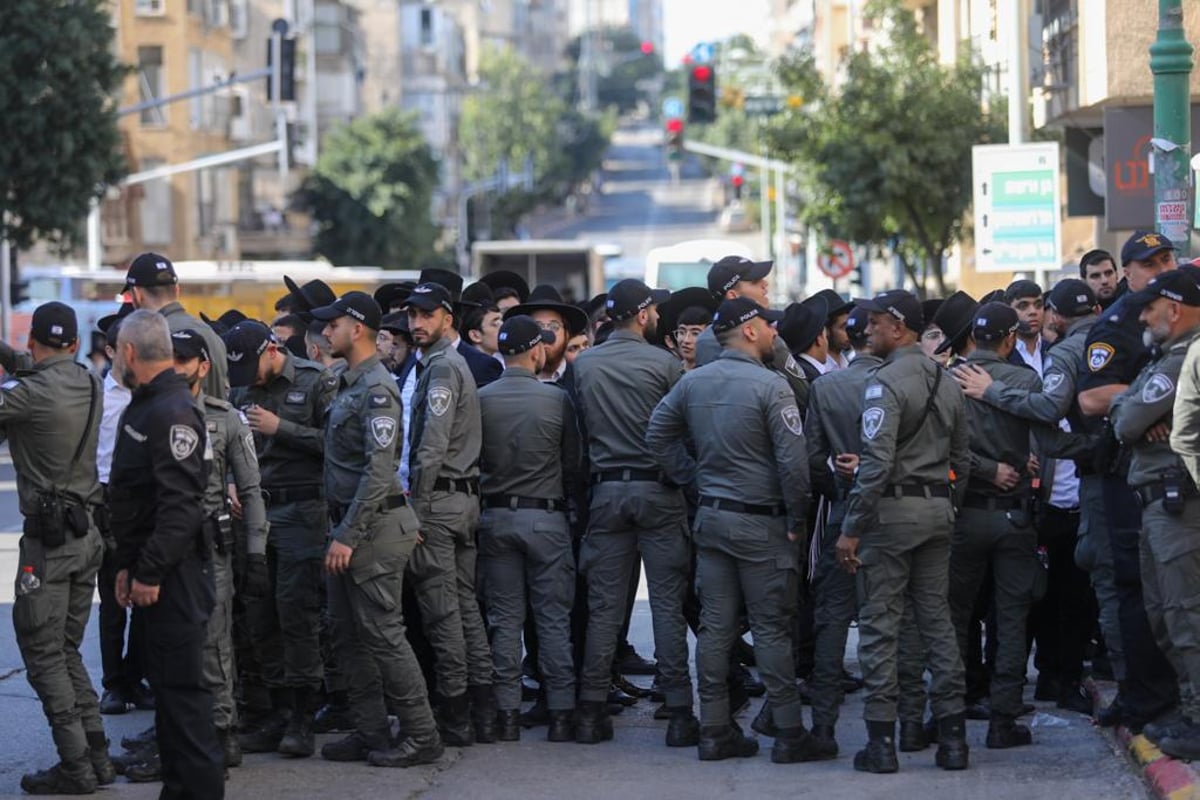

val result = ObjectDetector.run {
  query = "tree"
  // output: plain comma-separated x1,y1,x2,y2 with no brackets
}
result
297,109,439,267
0,0,125,251
768,0,1005,296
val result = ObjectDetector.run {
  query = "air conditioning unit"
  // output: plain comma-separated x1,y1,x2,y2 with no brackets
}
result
135,0,166,16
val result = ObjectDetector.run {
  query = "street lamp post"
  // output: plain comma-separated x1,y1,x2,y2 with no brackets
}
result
1150,0,1194,256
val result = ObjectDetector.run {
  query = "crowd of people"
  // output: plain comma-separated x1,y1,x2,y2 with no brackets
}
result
9,227,1200,797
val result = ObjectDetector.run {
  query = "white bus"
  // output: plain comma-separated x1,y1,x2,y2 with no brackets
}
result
643,239,756,292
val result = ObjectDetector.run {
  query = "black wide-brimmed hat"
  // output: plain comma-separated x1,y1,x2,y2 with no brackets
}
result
803,289,854,323
374,281,415,312
502,284,589,336
283,276,337,313
932,291,978,355
658,286,717,345
479,270,531,303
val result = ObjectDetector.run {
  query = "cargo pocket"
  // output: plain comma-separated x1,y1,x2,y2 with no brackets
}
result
351,559,400,613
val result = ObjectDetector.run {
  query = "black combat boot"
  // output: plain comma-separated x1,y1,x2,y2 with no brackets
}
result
899,720,929,752
772,725,838,763
438,692,475,747
750,701,778,737
120,725,157,752
810,724,839,756
124,751,162,783
697,722,759,761
547,710,575,742
853,720,899,774
320,731,372,762
313,691,355,734
985,714,1032,749
367,734,445,768
935,713,970,770
1160,722,1200,761
574,700,614,744
521,687,550,728
85,731,116,786
278,687,317,757
1144,709,1189,745
665,707,701,747
239,687,292,753
20,763,97,796
111,742,157,776
217,727,243,768
496,710,521,741
470,685,498,744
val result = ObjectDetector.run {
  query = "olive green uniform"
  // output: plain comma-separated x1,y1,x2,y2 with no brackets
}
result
160,302,228,399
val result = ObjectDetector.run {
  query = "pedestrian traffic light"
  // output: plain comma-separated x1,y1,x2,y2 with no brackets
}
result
731,174,744,200
267,36,296,102
687,64,716,125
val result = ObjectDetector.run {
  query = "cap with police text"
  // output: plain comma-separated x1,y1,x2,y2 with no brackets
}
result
707,255,773,297
711,297,783,333
1128,269,1200,308
853,289,923,333
30,302,78,349
123,252,178,293
1045,279,1096,317
972,302,1020,342
400,283,455,315
497,315,555,355
310,291,383,330
171,328,210,362
606,279,670,320
222,321,273,388
1121,230,1176,266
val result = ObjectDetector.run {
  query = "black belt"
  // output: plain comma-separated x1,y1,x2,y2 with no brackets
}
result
1135,481,1199,508
482,494,564,512
591,469,675,487
264,485,324,506
962,493,1027,511
883,483,951,500
698,496,786,517
329,495,407,525
433,477,479,495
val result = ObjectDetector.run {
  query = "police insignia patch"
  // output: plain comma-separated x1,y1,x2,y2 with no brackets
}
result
781,405,803,436
429,386,452,417
1088,343,1115,372
784,355,803,379
170,424,200,461
369,392,391,408
1142,373,1175,404
1,379,19,390
862,407,885,440
1043,373,1065,393
285,390,306,405
370,416,397,448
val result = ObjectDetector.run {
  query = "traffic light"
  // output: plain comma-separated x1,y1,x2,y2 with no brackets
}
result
687,64,716,124
731,174,744,200
267,36,296,102
640,41,654,55
9,250,28,307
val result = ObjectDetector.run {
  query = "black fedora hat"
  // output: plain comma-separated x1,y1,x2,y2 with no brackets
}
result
657,287,717,345
932,291,978,355
921,298,944,329
803,289,854,323
283,276,337,313
502,284,589,336
419,268,465,304
479,270,531,303
460,281,496,310
779,302,827,353
374,281,415,312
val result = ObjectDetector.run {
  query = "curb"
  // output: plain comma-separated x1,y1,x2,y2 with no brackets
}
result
1089,681,1200,800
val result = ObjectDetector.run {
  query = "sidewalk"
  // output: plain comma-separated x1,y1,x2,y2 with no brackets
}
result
1091,681,1200,800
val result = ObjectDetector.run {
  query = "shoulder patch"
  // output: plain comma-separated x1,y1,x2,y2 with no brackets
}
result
1043,372,1065,393
369,392,392,409
1,379,20,391
865,384,884,400
323,375,339,390
784,354,803,379
1088,343,1116,372
428,385,453,417
169,424,200,461
862,407,886,440
285,390,307,405
1142,373,1175,404
781,404,803,436
370,416,397,448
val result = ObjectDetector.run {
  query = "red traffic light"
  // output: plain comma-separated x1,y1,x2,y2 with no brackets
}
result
731,175,744,187
665,118,684,133
692,65,712,82
640,41,654,55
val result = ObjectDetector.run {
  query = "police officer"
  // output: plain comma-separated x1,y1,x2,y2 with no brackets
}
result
122,252,228,398
3,303,109,794
835,290,970,774
172,329,269,768
109,309,224,799
310,292,443,767
224,320,337,756
572,278,697,746
648,297,835,764
477,316,583,742
403,282,493,745
1077,230,1179,731
1111,271,1200,757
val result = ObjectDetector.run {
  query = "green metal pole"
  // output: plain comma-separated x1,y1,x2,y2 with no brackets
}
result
1150,0,1194,257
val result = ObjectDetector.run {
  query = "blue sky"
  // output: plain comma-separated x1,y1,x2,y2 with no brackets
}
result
661,0,770,64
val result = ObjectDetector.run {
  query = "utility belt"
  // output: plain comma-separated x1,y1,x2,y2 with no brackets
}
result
962,493,1029,512
882,483,951,500
482,494,565,513
329,495,408,526
23,491,92,549
433,477,479,496
263,484,324,507
591,468,678,488
698,496,786,517
204,511,234,555
1135,471,1199,515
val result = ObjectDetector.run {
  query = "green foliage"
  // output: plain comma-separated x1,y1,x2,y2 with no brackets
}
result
769,0,1006,296
0,0,125,250
297,109,439,267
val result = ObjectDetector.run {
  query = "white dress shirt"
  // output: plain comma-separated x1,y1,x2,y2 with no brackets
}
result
96,372,131,485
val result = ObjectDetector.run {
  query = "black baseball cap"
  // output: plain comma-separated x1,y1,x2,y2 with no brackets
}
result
711,297,783,334
222,321,274,388
606,279,670,320
400,283,455,315
311,291,383,330
845,306,870,343
707,255,773,297
1004,279,1042,303
853,289,923,333
1128,269,1200,308
1045,279,1096,317
30,301,77,348
972,302,1020,342
171,328,210,362
778,302,825,352
497,315,555,355
123,252,178,293
1121,230,1176,266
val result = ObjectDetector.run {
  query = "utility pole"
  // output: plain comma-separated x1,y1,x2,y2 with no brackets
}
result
1150,0,1194,256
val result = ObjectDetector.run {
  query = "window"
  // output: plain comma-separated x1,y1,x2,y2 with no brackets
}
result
139,162,173,245
135,0,166,15
229,0,247,38
420,7,434,47
137,46,166,126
